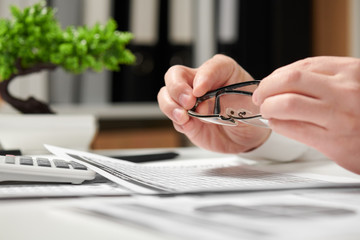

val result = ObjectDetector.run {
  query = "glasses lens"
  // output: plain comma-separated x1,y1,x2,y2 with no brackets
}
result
190,82,268,127
220,85,268,127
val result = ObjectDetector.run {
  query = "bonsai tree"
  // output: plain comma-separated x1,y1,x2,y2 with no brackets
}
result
0,1,135,114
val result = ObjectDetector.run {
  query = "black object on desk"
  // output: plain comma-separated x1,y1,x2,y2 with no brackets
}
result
0,149,22,156
109,151,179,163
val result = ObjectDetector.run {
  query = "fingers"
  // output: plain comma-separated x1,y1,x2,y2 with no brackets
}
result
253,56,360,131
161,54,254,124
260,93,331,129
158,85,206,141
164,65,197,110
252,56,360,106
253,69,334,106
157,86,190,126
270,56,355,76
163,54,254,111
160,56,235,130
193,54,254,97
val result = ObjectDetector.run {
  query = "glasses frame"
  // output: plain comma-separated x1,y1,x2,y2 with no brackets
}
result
187,80,267,127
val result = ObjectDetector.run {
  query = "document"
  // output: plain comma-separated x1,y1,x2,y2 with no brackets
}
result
70,188,360,240
0,175,130,199
45,145,360,195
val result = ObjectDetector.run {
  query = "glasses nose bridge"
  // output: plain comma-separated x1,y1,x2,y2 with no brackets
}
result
213,89,226,115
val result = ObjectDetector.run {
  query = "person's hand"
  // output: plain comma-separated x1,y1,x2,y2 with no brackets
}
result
158,54,271,153
253,56,360,174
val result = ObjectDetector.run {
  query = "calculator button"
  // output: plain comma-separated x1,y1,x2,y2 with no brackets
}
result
37,158,51,167
5,156,16,164
69,161,88,170
53,159,70,169
20,157,33,165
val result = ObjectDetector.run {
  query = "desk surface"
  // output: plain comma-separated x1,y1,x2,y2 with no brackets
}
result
1,147,360,240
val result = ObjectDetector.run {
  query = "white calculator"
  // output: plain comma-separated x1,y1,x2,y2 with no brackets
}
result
0,155,96,184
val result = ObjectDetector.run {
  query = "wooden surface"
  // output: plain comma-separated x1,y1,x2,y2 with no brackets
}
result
312,0,350,56
91,119,183,149
91,127,182,149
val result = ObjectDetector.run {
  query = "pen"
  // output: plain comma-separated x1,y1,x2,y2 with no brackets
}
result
0,150,179,163
109,151,179,163
0,149,22,156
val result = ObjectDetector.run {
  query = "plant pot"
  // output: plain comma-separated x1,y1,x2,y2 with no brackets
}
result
0,114,97,154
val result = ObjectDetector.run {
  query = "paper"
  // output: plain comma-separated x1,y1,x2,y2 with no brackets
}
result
45,145,360,195
0,174,130,199
70,188,360,240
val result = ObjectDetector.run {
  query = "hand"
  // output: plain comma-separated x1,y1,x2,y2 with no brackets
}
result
253,56,360,174
158,54,271,153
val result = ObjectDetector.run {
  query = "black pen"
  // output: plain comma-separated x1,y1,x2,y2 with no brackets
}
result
109,151,179,163
0,149,22,156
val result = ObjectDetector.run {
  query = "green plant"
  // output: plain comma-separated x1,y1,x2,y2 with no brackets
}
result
0,1,135,113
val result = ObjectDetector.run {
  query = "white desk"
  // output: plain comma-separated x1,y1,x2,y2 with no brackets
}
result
1,147,360,240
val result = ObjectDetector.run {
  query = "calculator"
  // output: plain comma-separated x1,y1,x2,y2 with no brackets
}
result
0,155,96,184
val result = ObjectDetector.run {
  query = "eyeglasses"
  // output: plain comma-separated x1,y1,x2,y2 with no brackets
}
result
187,80,268,127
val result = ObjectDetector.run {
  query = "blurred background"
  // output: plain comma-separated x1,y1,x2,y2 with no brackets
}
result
0,0,358,150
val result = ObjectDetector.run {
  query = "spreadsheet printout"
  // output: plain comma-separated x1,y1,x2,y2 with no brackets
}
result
45,145,360,195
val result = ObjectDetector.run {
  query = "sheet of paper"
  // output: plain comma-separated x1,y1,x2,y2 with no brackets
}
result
45,145,360,195
69,188,360,240
0,174,130,199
